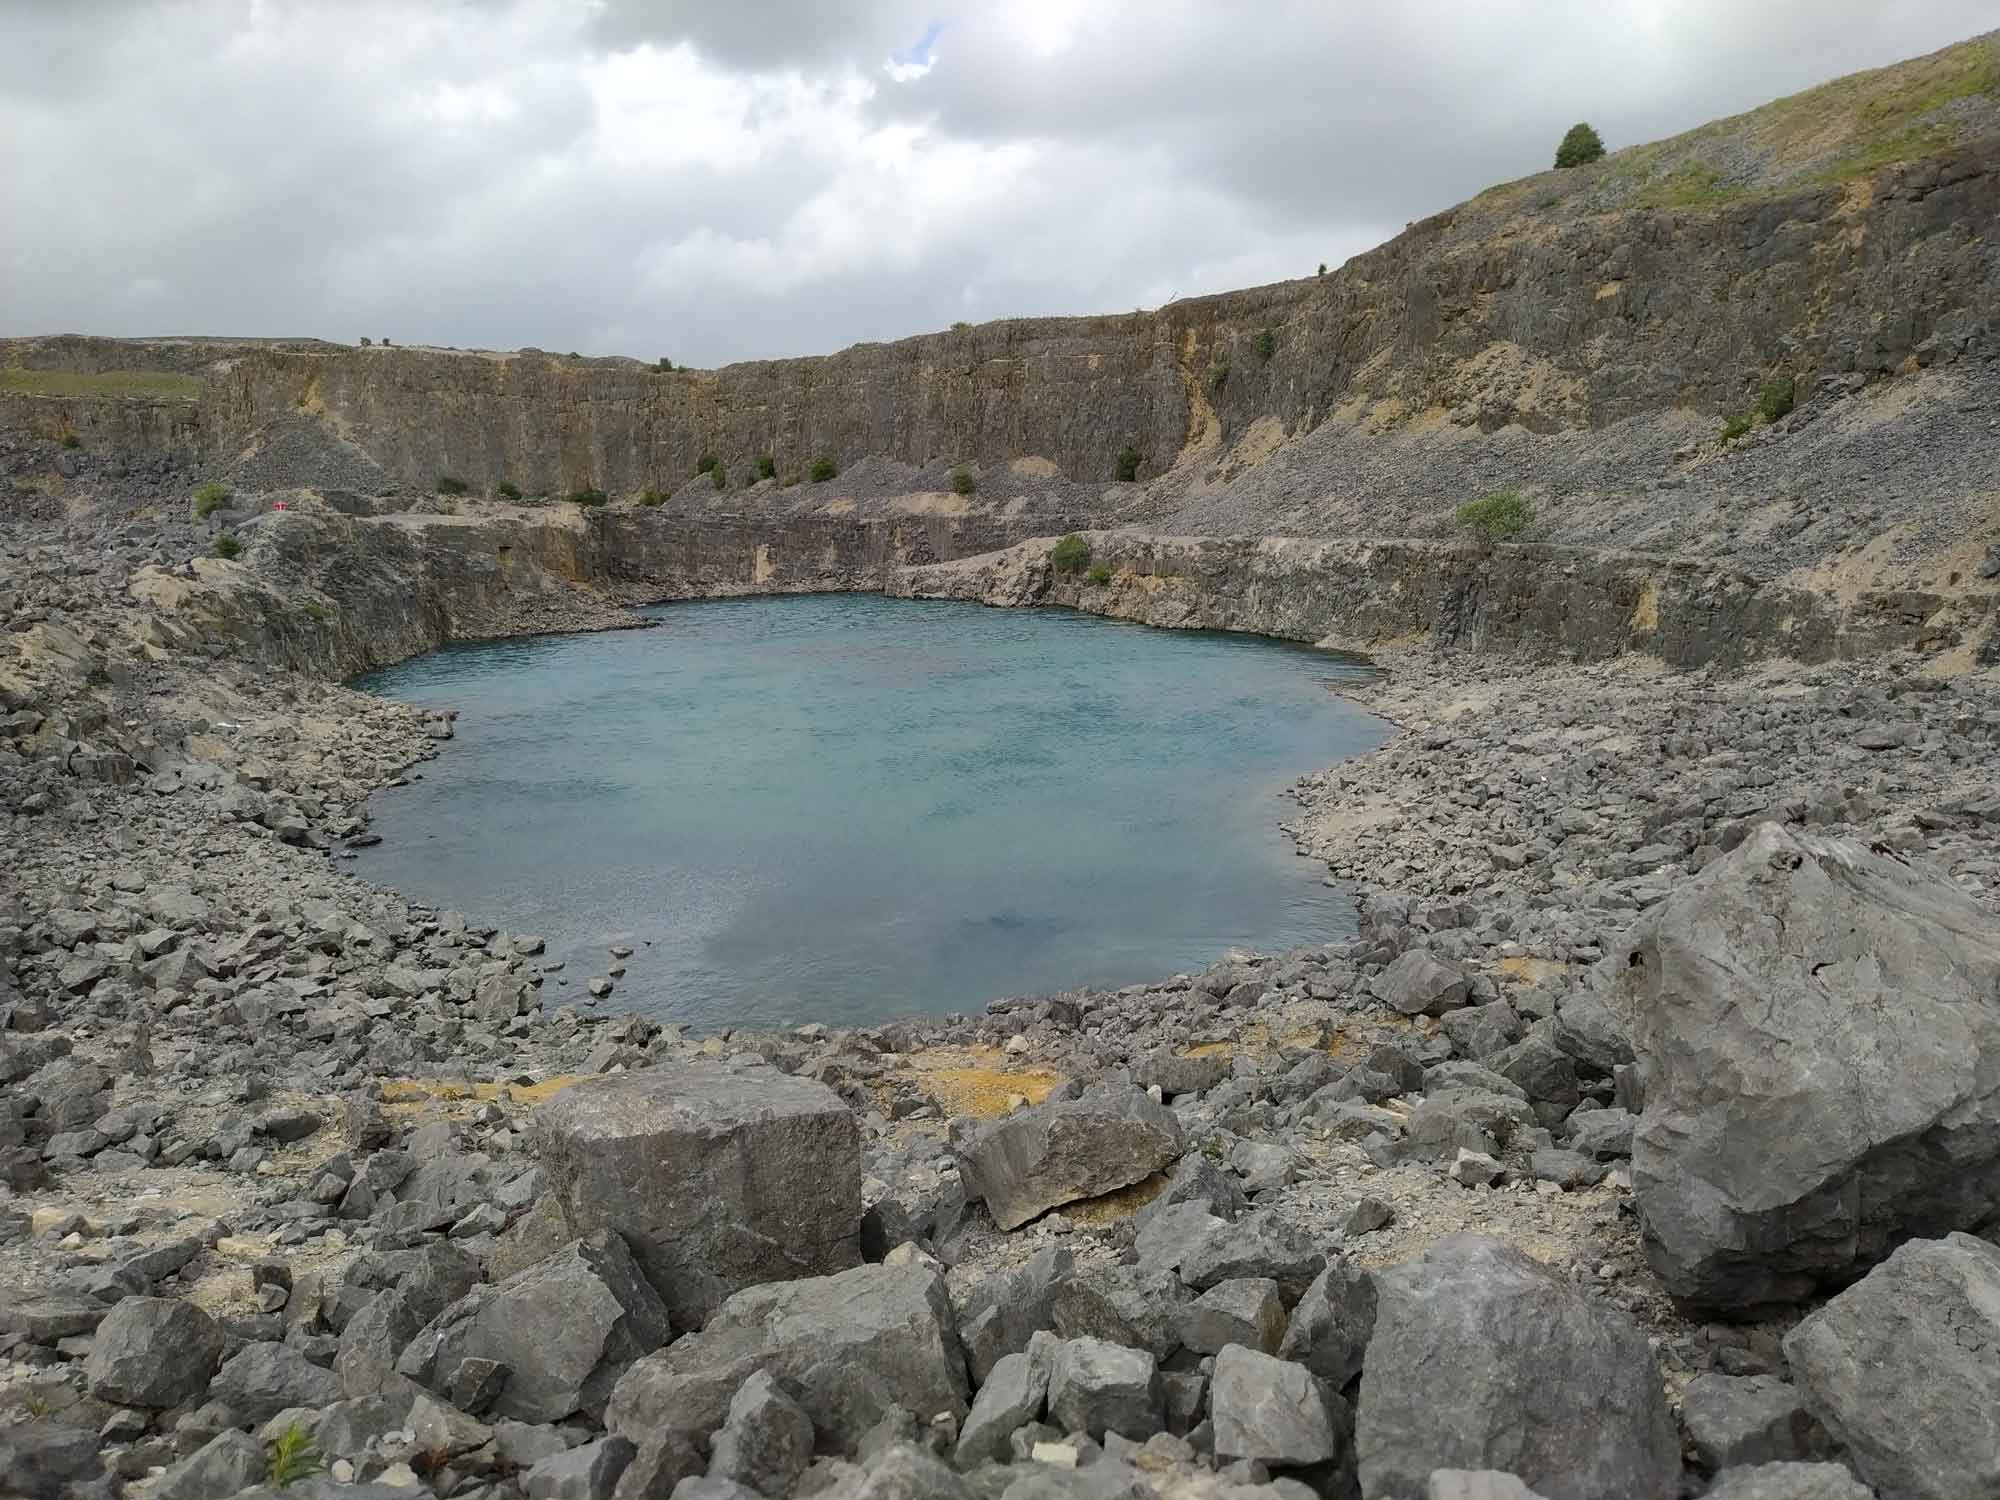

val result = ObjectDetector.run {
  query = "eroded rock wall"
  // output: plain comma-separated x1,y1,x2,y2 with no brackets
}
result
893,533,1963,669
180,146,1999,492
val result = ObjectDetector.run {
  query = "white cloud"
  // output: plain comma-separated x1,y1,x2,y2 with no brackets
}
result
0,1,1993,363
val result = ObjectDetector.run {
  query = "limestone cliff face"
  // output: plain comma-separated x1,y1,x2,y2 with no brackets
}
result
132,503,1965,691
175,144,1999,492
891,533,1966,670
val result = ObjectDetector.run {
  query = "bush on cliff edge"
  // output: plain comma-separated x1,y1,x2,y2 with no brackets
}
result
191,482,230,520
1051,534,1091,575
1455,489,1533,544
809,456,838,483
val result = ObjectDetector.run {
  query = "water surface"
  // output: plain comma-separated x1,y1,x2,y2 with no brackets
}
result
354,595,1385,1028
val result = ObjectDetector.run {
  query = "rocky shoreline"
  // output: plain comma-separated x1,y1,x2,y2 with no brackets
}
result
6,437,2000,1500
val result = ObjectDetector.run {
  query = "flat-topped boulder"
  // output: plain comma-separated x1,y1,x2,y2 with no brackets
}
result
955,1085,1183,1231
1608,823,2000,1312
529,1061,860,1329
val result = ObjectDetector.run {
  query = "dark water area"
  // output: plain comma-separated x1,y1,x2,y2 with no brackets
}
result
353,595,1387,1029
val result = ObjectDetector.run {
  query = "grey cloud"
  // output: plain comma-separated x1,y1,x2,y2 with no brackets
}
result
581,0,929,69
1,2,1994,366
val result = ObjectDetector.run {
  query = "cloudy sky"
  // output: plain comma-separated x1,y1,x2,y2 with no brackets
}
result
2,1,1992,366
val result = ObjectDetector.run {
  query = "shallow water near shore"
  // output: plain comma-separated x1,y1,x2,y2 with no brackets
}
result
352,595,1387,1029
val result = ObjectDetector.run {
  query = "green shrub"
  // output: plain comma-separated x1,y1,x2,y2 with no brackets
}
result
1207,361,1229,391
1555,122,1606,169
809,456,838,483
1114,446,1140,483
1720,411,1754,443
1254,328,1276,361
1085,563,1113,585
1050,533,1091,575
638,487,666,506
1756,375,1796,424
951,320,972,333
58,431,80,449
265,1423,323,1489
213,532,244,560
950,465,976,496
496,479,521,501
757,453,777,480
1455,489,1533,544
566,487,608,507
712,462,728,491
191,482,230,520
1316,262,1327,277
435,474,468,496
656,356,674,372
696,452,717,475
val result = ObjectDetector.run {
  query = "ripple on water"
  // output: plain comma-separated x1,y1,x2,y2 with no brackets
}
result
353,595,1387,1029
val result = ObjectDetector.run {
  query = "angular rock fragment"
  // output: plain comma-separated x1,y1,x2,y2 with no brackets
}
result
955,1086,1183,1231
1277,1258,1377,1388
706,1370,814,1496
1178,1276,1286,1356
1681,1373,1822,1472
1426,1474,1552,1500
398,1229,670,1423
1701,1465,1875,1500
1783,1233,2000,1500
1609,824,2000,1311
607,1261,966,1455
1211,1344,1345,1467
531,1061,861,1328
954,1333,1056,1470
84,1296,225,1408
1046,1335,1161,1441
1356,1235,1677,1500
1371,950,1472,1015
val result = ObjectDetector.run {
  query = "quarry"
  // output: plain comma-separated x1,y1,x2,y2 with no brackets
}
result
5,29,2000,1500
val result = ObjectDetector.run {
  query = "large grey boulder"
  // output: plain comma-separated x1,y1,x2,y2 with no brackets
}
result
1782,1232,2000,1500
1607,824,2000,1311
953,1243,1070,1384
1680,1374,1822,1471
1356,1235,1677,1500
0,1425,104,1500
531,1062,861,1329
955,1086,1183,1231
706,1371,814,1496
1277,1258,1377,1388
151,1430,266,1500
398,1229,670,1423
1701,1465,1875,1500
211,1341,343,1424
525,1437,635,1500
84,1296,225,1407
1048,1263,1191,1360
1178,1278,1285,1356
607,1260,967,1455
1211,1345,1344,1466
1045,1335,1161,1441
954,1333,1056,1469
1371,950,1472,1015
1178,1210,1326,1303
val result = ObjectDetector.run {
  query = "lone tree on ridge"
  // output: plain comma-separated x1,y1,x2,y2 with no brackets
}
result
1555,122,1606,169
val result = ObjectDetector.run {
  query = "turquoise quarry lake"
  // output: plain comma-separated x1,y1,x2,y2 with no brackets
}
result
353,595,1387,1029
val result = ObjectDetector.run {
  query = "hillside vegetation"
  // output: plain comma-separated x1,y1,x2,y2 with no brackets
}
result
1471,32,1999,225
